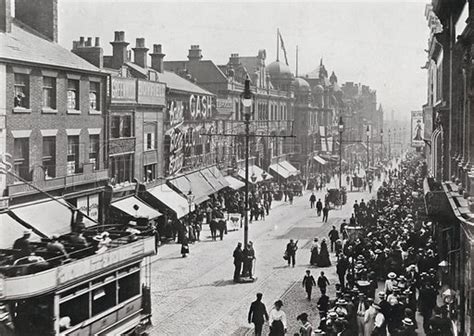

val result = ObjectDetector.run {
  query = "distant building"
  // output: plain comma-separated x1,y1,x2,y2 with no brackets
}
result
0,0,109,228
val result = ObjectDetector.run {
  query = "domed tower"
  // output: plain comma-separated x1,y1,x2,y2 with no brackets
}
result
266,60,293,91
292,77,310,104
330,71,338,85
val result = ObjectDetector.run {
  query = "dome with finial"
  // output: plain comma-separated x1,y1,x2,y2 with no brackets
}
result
292,77,310,92
266,60,293,79
313,84,325,94
306,58,328,79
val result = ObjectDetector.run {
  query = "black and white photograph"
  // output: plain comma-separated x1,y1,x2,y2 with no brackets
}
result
0,0,470,335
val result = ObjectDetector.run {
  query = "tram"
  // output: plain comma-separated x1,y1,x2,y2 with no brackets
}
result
0,224,155,336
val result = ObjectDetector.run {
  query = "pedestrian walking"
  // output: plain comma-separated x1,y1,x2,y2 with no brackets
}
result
180,236,189,257
336,254,349,288
233,242,243,282
372,304,386,336
285,239,298,267
328,225,339,252
209,219,217,240
364,300,377,336
248,293,268,336
322,205,329,222
317,293,330,319
356,293,367,336
297,312,313,336
309,193,316,208
317,239,331,267
316,199,323,216
317,271,330,295
368,180,373,193
302,270,316,300
310,238,319,266
269,300,287,336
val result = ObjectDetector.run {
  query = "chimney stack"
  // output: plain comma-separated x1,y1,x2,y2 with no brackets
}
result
150,44,165,73
0,0,11,33
110,31,129,69
188,45,202,62
133,37,149,69
229,53,240,66
72,35,104,69
15,0,58,42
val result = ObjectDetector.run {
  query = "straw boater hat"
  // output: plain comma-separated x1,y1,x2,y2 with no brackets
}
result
402,318,414,326
388,272,397,279
336,299,347,305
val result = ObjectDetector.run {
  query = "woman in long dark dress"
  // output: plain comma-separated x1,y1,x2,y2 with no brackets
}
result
317,239,331,267
310,238,320,266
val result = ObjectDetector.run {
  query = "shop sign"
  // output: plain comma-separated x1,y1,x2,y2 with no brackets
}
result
189,95,212,120
411,110,424,148
137,80,166,106
165,128,184,176
111,77,136,102
216,98,233,114
167,100,184,127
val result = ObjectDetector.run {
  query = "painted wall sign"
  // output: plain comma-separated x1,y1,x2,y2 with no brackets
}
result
137,80,166,105
189,95,212,120
111,77,136,102
216,97,233,114
165,128,184,176
167,100,184,127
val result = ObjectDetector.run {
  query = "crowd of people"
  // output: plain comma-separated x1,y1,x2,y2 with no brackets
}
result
247,154,454,336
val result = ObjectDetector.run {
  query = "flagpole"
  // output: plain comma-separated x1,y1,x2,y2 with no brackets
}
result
277,28,280,62
296,45,299,77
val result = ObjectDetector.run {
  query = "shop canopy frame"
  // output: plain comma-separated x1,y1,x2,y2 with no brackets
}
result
225,175,245,190
146,184,190,219
111,195,162,219
237,165,273,183
268,163,292,179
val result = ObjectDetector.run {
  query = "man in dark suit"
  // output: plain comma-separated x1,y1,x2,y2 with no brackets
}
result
248,293,268,336
233,243,243,282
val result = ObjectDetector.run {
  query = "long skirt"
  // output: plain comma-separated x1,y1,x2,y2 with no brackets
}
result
269,320,285,336
310,248,319,265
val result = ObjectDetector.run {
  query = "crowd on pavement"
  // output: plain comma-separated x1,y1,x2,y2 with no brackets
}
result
246,154,455,336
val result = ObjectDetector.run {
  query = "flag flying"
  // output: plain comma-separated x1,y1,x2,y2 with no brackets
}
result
278,30,289,66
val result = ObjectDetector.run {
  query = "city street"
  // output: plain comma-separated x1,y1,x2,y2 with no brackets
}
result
149,182,375,336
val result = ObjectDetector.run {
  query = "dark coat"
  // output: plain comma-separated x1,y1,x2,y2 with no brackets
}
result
248,300,268,324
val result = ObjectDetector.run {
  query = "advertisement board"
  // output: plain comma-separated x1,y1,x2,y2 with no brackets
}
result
411,110,425,148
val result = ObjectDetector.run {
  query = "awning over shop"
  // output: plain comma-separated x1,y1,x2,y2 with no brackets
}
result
200,166,229,192
11,198,75,237
269,163,292,179
313,155,328,165
0,212,41,249
111,196,162,219
225,175,245,190
238,165,273,183
168,171,212,204
279,161,300,176
147,184,190,219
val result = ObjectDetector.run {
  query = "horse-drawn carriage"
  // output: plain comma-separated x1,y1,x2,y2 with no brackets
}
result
324,187,347,209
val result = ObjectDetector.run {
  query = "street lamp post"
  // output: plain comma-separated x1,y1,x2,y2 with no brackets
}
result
187,190,195,236
366,125,370,170
388,129,391,161
380,129,384,163
338,116,344,189
241,78,254,251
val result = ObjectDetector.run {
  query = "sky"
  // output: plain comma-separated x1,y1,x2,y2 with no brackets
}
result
58,0,430,121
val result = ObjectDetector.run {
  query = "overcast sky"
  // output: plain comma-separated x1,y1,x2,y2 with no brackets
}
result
58,0,429,121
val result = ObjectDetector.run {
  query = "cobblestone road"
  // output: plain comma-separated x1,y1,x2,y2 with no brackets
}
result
147,179,375,336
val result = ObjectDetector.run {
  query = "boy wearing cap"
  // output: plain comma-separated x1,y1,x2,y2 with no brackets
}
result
248,293,268,336
302,270,316,300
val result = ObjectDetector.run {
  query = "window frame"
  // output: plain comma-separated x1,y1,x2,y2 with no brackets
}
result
89,81,101,114
67,136,80,175
89,135,100,170
67,79,80,113
13,137,31,181
42,76,57,111
42,136,56,178
13,73,30,111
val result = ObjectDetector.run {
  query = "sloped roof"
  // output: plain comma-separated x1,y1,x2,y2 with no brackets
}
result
0,21,102,73
164,60,227,84
124,62,213,96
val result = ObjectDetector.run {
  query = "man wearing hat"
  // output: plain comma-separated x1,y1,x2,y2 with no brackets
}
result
372,304,386,336
356,293,367,336
248,293,268,336
13,229,33,259
378,292,390,320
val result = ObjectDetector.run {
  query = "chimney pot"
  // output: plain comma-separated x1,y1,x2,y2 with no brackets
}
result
150,44,165,73
114,31,125,42
188,44,202,62
79,36,85,46
153,44,162,54
136,38,146,48
0,0,12,33
95,37,100,47
86,37,92,47
110,31,129,68
72,40,78,50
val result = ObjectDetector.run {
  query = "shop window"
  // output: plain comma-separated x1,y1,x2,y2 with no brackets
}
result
118,272,140,303
89,135,100,170
89,81,100,111
67,136,80,175
67,79,80,110
14,73,29,108
60,293,89,328
42,77,56,109
92,282,117,316
122,115,132,137
13,137,30,181
42,136,56,178
145,132,155,151
111,115,132,139
111,116,121,139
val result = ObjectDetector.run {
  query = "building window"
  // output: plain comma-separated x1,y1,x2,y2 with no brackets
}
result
110,154,134,184
42,77,56,109
13,138,30,181
89,135,100,170
143,164,156,182
67,136,80,175
145,132,155,151
42,136,56,178
110,115,132,139
14,74,29,108
67,79,80,110
89,82,100,111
